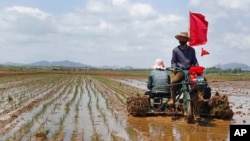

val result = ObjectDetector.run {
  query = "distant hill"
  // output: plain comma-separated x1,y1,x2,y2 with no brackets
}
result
1,61,249,70
29,60,95,68
1,60,133,70
214,62,250,70
2,60,96,69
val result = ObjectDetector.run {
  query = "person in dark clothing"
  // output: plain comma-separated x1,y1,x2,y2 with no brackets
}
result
168,32,199,106
147,58,171,110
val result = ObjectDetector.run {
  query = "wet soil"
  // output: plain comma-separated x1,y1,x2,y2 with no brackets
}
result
0,71,249,141
116,78,250,141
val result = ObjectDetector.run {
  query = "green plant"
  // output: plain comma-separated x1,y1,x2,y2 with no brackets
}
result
7,95,13,103
215,91,220,96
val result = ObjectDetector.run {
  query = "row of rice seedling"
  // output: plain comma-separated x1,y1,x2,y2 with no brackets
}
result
83,76,133,141
71,80,84,141
38,75,80,140
51,76,84,141
0,74,67,133
92,76,127,105
0,74,75,140
0,72,146,140
0,74,65,115
91,76,146,140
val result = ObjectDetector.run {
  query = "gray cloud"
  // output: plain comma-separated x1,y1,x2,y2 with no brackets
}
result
0,0,249,68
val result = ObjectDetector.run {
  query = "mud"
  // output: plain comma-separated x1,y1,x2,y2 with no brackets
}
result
118,78,250,141
0,72,249,141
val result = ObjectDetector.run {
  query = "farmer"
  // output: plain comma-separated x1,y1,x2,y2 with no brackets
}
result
167,32,199,106
147,58,171,111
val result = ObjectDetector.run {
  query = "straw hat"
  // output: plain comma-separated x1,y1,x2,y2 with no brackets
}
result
175,32,190,41
152,58,165,69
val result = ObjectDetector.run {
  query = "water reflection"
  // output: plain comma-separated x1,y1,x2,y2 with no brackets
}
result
148,122,169,140
127,116,230,141
123,79,249,141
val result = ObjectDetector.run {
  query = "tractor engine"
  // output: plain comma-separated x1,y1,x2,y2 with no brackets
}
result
189,66,206,88
189,66,211,99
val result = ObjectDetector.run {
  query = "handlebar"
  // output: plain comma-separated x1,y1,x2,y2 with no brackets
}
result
165,67,187,72
165,67,174,71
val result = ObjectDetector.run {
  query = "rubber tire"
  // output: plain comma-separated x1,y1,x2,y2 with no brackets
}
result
183,91,193,118
185,91,196,123
127,106,132,115
186,99,192,117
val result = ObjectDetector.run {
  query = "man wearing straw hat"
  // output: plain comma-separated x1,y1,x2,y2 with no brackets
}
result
167,32,199,106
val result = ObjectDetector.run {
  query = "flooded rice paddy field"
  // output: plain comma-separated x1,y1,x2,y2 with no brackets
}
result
115,78,250,141
0,72,249,141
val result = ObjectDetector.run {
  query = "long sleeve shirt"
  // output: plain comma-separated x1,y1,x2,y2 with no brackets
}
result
171,45,199,69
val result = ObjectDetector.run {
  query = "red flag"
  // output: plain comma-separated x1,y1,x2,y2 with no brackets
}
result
189,12,208,46
201,48,209,56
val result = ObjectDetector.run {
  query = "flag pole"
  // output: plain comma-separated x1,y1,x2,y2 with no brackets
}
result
188,11,191,33
188,11,191,46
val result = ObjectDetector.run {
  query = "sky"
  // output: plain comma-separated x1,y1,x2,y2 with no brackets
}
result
0,0,250,68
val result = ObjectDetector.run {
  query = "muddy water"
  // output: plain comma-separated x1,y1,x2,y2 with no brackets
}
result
121,79,250,141
127,115,232,141
0,74,248,141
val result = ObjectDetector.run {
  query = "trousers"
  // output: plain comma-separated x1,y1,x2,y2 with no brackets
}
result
171,71,185,93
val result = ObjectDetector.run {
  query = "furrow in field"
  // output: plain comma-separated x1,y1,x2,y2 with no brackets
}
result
91,76,148,140
0,74,65,115
54,76,84,141
39,76,78,140
78,76,95,141
0,75,76,140
93,83,132,141
92,76,128,105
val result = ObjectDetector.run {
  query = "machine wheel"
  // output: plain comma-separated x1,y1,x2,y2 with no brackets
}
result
186,99,194,123
127,106,132,115
186,99,192,117
183,91,194,123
